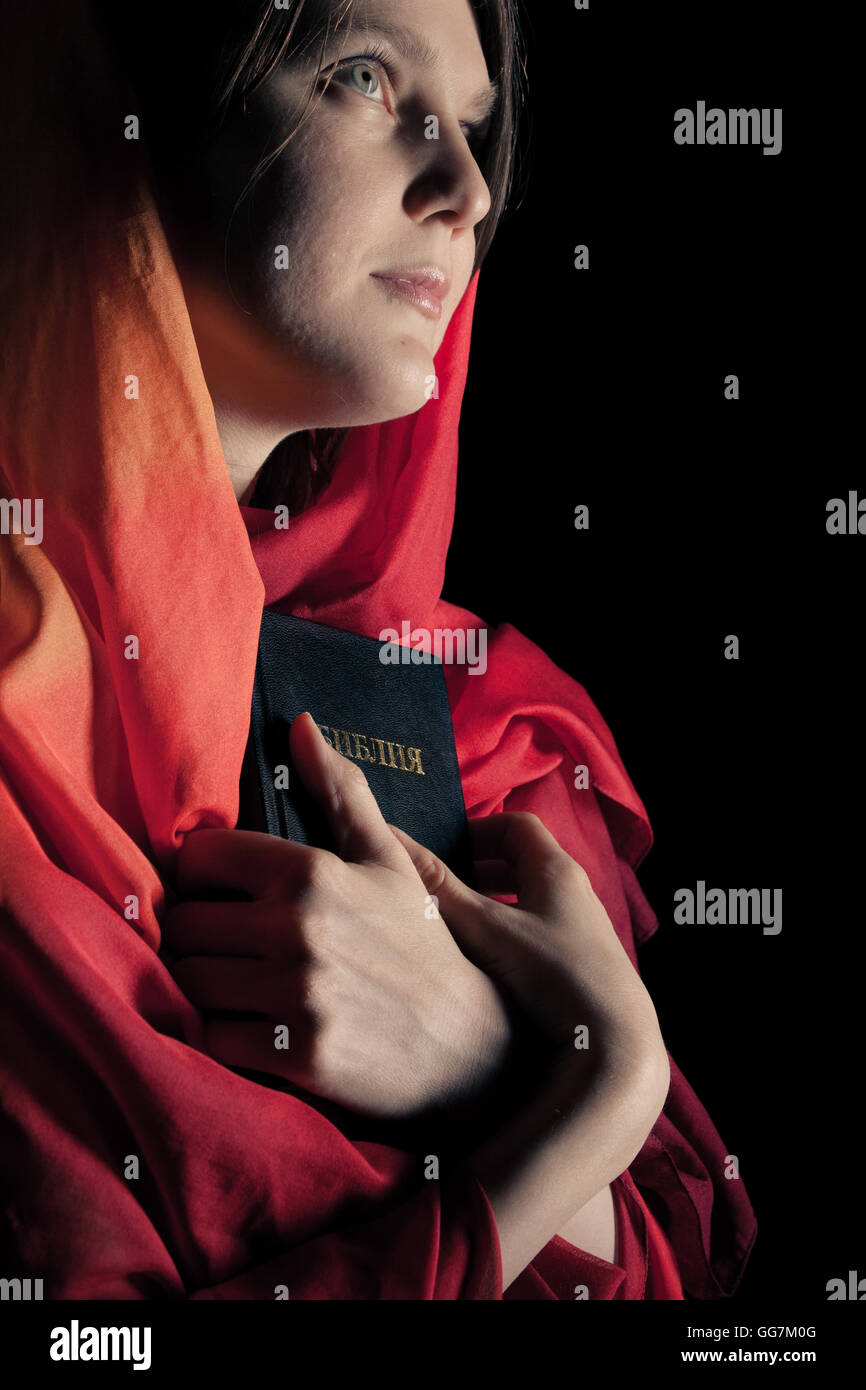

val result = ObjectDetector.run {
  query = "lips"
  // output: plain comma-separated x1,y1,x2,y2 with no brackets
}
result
371,267,451,302
370,267,451,323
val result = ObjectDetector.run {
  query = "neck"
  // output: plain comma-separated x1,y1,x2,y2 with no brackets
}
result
177,269,302,504
212,404,291,505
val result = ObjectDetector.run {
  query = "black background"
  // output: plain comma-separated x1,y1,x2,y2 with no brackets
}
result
445,0,853,1301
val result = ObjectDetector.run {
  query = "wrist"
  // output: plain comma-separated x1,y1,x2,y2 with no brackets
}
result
535,963,669,1088
544,1024,671,1129
464,971,514,1093
421,994,564,1157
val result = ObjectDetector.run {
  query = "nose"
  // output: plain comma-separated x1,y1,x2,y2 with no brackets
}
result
404,119,492,233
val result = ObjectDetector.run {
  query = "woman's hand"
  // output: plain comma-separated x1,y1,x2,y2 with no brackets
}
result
161,712,514,1120
388,812,671,1289
390,811,669,1083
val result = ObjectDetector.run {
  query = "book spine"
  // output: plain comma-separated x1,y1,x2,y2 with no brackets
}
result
250,648,288,840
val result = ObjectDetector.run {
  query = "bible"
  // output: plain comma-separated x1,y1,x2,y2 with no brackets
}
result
244,608,475,887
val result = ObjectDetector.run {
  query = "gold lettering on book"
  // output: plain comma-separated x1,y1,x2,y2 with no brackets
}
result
316,723,426,774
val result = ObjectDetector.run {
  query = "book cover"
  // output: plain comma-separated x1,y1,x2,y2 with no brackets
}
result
248,609,476,888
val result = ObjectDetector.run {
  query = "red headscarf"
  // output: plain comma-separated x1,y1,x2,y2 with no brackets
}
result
0,1,755,1298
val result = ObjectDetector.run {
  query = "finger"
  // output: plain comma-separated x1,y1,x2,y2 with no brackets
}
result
171,826,319,901
472,859,519,897
289,711,411,872
467,813,584,916
386,824,512,973
170,955,303,1014
201,1019,315,1086
162,899,304,960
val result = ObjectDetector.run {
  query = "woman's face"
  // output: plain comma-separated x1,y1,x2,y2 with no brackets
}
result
172,0,496,434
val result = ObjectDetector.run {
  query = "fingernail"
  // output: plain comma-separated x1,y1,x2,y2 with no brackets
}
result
304,713,331,748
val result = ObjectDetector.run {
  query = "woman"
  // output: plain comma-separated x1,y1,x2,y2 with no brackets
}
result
0,0,756,1298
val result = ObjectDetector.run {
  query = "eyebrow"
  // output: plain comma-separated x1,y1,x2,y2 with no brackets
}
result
342,19,500,122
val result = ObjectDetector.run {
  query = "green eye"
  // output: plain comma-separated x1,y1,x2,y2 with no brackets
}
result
328,50,392,102
347,62,381,97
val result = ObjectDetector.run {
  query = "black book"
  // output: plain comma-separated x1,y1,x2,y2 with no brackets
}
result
245,608,475,887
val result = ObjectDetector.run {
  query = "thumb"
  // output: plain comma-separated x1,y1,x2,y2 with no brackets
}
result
387,823,514,977
288,712,409,871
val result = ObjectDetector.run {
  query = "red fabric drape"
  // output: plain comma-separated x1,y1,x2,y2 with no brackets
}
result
0,0,755,1298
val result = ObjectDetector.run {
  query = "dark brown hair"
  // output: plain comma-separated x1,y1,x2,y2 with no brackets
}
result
92,0,526,514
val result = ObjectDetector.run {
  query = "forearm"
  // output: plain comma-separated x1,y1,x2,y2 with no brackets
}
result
467,1033,670,1291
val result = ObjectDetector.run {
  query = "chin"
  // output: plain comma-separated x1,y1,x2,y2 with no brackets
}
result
324,349,436,427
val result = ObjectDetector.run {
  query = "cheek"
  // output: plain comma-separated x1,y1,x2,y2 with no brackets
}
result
252,141,394,310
